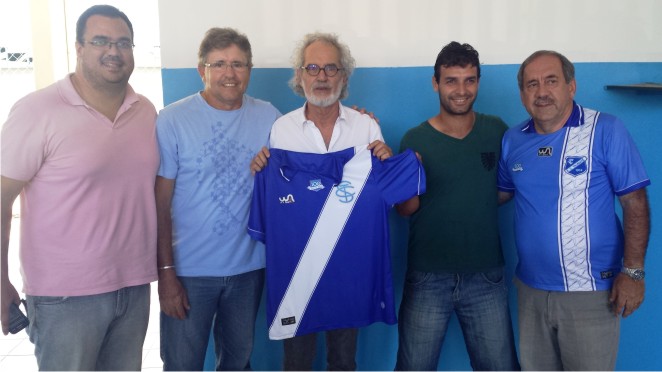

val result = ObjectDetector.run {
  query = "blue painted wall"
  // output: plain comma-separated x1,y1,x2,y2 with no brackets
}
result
162,62,662,370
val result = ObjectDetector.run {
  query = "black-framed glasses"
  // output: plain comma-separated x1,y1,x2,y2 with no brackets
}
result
301,64,343,77
86,38,134,50
204,61,251,72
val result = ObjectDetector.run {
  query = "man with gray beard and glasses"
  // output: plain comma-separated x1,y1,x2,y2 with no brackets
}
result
250,32,398,370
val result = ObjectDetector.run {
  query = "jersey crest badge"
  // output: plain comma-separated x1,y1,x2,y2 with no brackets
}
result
335,181,355,203
564,156,588,176
307,179,325,191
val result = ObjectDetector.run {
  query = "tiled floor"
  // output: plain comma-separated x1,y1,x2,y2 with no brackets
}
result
1,213,164,371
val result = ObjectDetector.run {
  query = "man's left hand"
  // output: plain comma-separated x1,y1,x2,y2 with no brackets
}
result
368,140,392,161
609,273,645,318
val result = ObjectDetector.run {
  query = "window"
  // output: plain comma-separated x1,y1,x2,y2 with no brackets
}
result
0,1,34,121
0,0,163,123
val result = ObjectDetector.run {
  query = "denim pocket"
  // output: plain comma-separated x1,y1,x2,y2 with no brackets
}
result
480,267,505,285
30,295,70,306
405,270,431,286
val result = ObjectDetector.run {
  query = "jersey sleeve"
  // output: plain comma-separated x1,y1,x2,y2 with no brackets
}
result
247,166,268,243
375,149,426,205
497,130,515,192
601,116,651,195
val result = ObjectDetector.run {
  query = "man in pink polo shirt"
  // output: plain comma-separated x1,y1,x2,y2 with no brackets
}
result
0,5,158,370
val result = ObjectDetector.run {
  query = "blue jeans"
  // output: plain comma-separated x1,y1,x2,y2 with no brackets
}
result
160,269,264,371
395,268,519,371
25,284,150,371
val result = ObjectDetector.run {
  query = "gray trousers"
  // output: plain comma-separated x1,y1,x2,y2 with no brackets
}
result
283,328,358,370
516,278,620,370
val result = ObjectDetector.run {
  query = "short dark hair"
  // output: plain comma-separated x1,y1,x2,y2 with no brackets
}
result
517,50,575,91
198,28,253,68
76,5,133,45
434,41,481,82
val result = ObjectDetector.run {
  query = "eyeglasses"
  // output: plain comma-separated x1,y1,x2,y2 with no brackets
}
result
86,39,134,50
204,61,251,72
300,64,344,77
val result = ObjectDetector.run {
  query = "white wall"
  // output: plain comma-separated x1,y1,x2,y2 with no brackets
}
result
159,0,662,69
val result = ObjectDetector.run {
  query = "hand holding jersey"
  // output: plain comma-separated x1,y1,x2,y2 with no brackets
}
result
249,146,425,339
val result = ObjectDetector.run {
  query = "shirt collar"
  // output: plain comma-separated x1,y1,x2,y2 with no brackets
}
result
61,73,139,109
299,101,347,126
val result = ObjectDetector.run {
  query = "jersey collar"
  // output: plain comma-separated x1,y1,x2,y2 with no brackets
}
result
277,149,347,185
522,101,583,133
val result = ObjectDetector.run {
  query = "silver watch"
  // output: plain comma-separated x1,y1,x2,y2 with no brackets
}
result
621,267,645,281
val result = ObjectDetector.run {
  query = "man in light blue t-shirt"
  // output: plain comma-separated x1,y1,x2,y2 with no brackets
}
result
498,50,651,371
155,28,281,371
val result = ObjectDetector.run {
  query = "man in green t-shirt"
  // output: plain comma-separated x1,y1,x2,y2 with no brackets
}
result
394,42,519,371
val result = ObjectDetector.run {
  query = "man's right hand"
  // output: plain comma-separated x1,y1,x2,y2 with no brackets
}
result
2,176,27,335
250,146,270,175
157,270,190,320
1,279,21,335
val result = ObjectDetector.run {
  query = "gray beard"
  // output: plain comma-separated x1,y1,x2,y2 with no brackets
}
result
305,87,342,108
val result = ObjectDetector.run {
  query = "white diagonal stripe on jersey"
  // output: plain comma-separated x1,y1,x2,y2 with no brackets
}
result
558,108,599,291
268,146,372,339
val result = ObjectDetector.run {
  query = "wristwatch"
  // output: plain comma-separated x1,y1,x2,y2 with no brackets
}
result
621,267,645,281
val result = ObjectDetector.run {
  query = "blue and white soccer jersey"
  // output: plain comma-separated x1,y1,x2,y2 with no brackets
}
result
248,146,425,340
498,103,650,292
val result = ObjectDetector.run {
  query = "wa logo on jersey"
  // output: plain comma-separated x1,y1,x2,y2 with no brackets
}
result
538,147,553,157
279,194,295,204
307,179,325,191
335,181,355,203
564,156,588,176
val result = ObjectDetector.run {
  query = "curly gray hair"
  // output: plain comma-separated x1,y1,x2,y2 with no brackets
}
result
288,32,355,100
